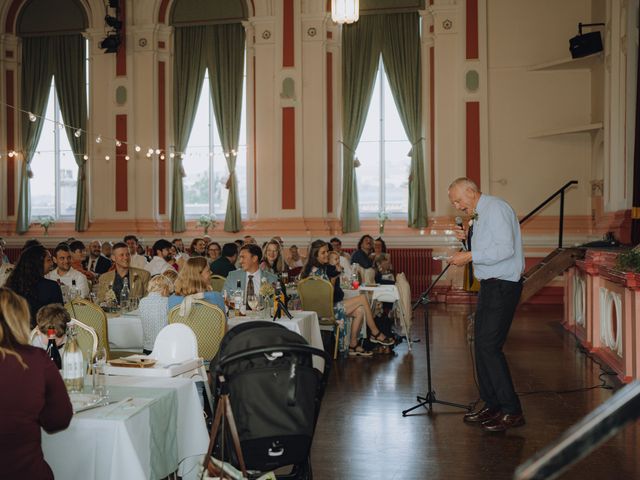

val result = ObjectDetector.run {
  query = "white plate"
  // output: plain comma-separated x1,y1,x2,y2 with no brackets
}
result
69,392,102,413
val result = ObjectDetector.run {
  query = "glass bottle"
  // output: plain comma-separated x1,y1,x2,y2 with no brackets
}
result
120,277,130,311
46,328,62,369
233,279,243,315
68,279,79,301
62,324,84,392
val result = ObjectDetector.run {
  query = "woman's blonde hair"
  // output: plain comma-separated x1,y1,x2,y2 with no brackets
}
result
36,304,71,338
0,287,31,368
174,257,212,296
162,268,178,284
148,274,173,296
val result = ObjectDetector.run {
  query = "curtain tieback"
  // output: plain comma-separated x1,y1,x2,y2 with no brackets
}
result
26,164,34,179
407,137,425,157
339,141,361,168
225,171,236,190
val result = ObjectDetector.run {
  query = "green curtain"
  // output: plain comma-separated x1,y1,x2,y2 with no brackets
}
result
381,13,428,228
340,16,383,233
172,26,208,232
206,23,245,233
51,35,88,231
17,36,53,234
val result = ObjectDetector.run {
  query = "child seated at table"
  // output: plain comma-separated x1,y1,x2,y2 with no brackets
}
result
139,275,173,355
31,304,71,353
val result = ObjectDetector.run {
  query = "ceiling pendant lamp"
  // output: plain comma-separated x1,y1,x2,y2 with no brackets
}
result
331,0,359,24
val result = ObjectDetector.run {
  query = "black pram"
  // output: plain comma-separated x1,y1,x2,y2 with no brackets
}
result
207,321,331,479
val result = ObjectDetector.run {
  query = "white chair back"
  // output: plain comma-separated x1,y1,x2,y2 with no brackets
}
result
150,323,198,364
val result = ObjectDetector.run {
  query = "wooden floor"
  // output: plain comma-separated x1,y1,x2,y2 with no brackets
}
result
310,304,640,480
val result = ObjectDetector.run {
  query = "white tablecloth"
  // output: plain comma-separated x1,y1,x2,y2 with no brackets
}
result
108,313,144,351
227,311,325,370
42,376,208,480
227,310,323,351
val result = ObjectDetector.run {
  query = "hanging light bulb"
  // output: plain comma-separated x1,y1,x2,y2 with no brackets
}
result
125,155,130,161
105,155,110,161
155,148,161,155
147,148,154,155
135,145,141,152
83,154,89,160
8,151,15,157
28,112,37,122
95,134,102,144
74,129,82,138
146,152,151,158
331,0,359,24
169,152,175,159
160,154,165,160
115,140,122,147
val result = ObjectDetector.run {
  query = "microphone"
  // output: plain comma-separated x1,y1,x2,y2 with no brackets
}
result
454,216,467,251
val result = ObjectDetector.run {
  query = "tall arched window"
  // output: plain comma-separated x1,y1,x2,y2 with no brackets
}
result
183,67,248,217
356,59,411,215
170,0,248,232
16,0,89,231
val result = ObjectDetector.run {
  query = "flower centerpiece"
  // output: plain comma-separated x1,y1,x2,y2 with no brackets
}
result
197,215,217,235
38,215,55,235
377,211,389,234
259,280,276,316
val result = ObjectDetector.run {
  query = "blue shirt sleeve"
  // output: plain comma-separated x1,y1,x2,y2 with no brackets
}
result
471,201,516,266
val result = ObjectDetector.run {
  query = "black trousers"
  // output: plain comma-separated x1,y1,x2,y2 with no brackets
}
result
474,278,523,414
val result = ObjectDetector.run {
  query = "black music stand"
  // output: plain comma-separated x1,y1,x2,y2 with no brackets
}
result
402,259,472,416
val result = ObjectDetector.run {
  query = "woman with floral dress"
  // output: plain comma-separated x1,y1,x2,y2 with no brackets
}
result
301,240,394,357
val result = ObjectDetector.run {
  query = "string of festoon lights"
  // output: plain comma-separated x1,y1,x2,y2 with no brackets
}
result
0,101,237,165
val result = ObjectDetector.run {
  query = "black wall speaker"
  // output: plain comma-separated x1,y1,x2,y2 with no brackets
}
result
569,22,605,59
569,32,603,58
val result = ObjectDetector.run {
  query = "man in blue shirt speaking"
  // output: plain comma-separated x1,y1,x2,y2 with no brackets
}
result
448,177,525,432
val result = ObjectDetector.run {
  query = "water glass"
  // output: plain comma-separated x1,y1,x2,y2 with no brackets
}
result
92,347,108,398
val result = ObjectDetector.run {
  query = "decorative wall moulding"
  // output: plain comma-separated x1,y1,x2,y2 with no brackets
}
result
261,30,272,39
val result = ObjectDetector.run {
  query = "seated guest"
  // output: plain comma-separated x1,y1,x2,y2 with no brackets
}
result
162,268,178,287
138,275,172,354
189,238,207,257
0,241,14,287
261,239,288,277
243,235,257,245
224,244,278,304
373,237,388,257
31,304,71,353
168,257,224,317
350,234,375,269
207,242,222,263
124,235,148,269
5,245,63,328
374,253,395,283
302,240,394,356
46,244,90,299
330,237,351,261
97,242,150,303
137,243,151,262
68,240,97,284
0,288,72,479
84,240,112,275
287,244,305,269
172,238,189,261
101,241,113,260
145,239,176,276
168,257,225,315
210,242,238,278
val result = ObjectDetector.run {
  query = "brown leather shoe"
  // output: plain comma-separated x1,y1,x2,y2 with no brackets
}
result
482,413,525,432
463,406,501,424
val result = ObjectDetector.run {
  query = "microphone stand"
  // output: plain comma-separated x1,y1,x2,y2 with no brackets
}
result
402,247,473,416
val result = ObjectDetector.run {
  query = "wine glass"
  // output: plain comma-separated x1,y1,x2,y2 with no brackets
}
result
247,294,259,315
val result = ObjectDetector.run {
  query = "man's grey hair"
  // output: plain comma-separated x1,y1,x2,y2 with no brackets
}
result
448,177,479,192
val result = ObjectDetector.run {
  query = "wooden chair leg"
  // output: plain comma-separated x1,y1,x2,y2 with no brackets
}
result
333,324,340,360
